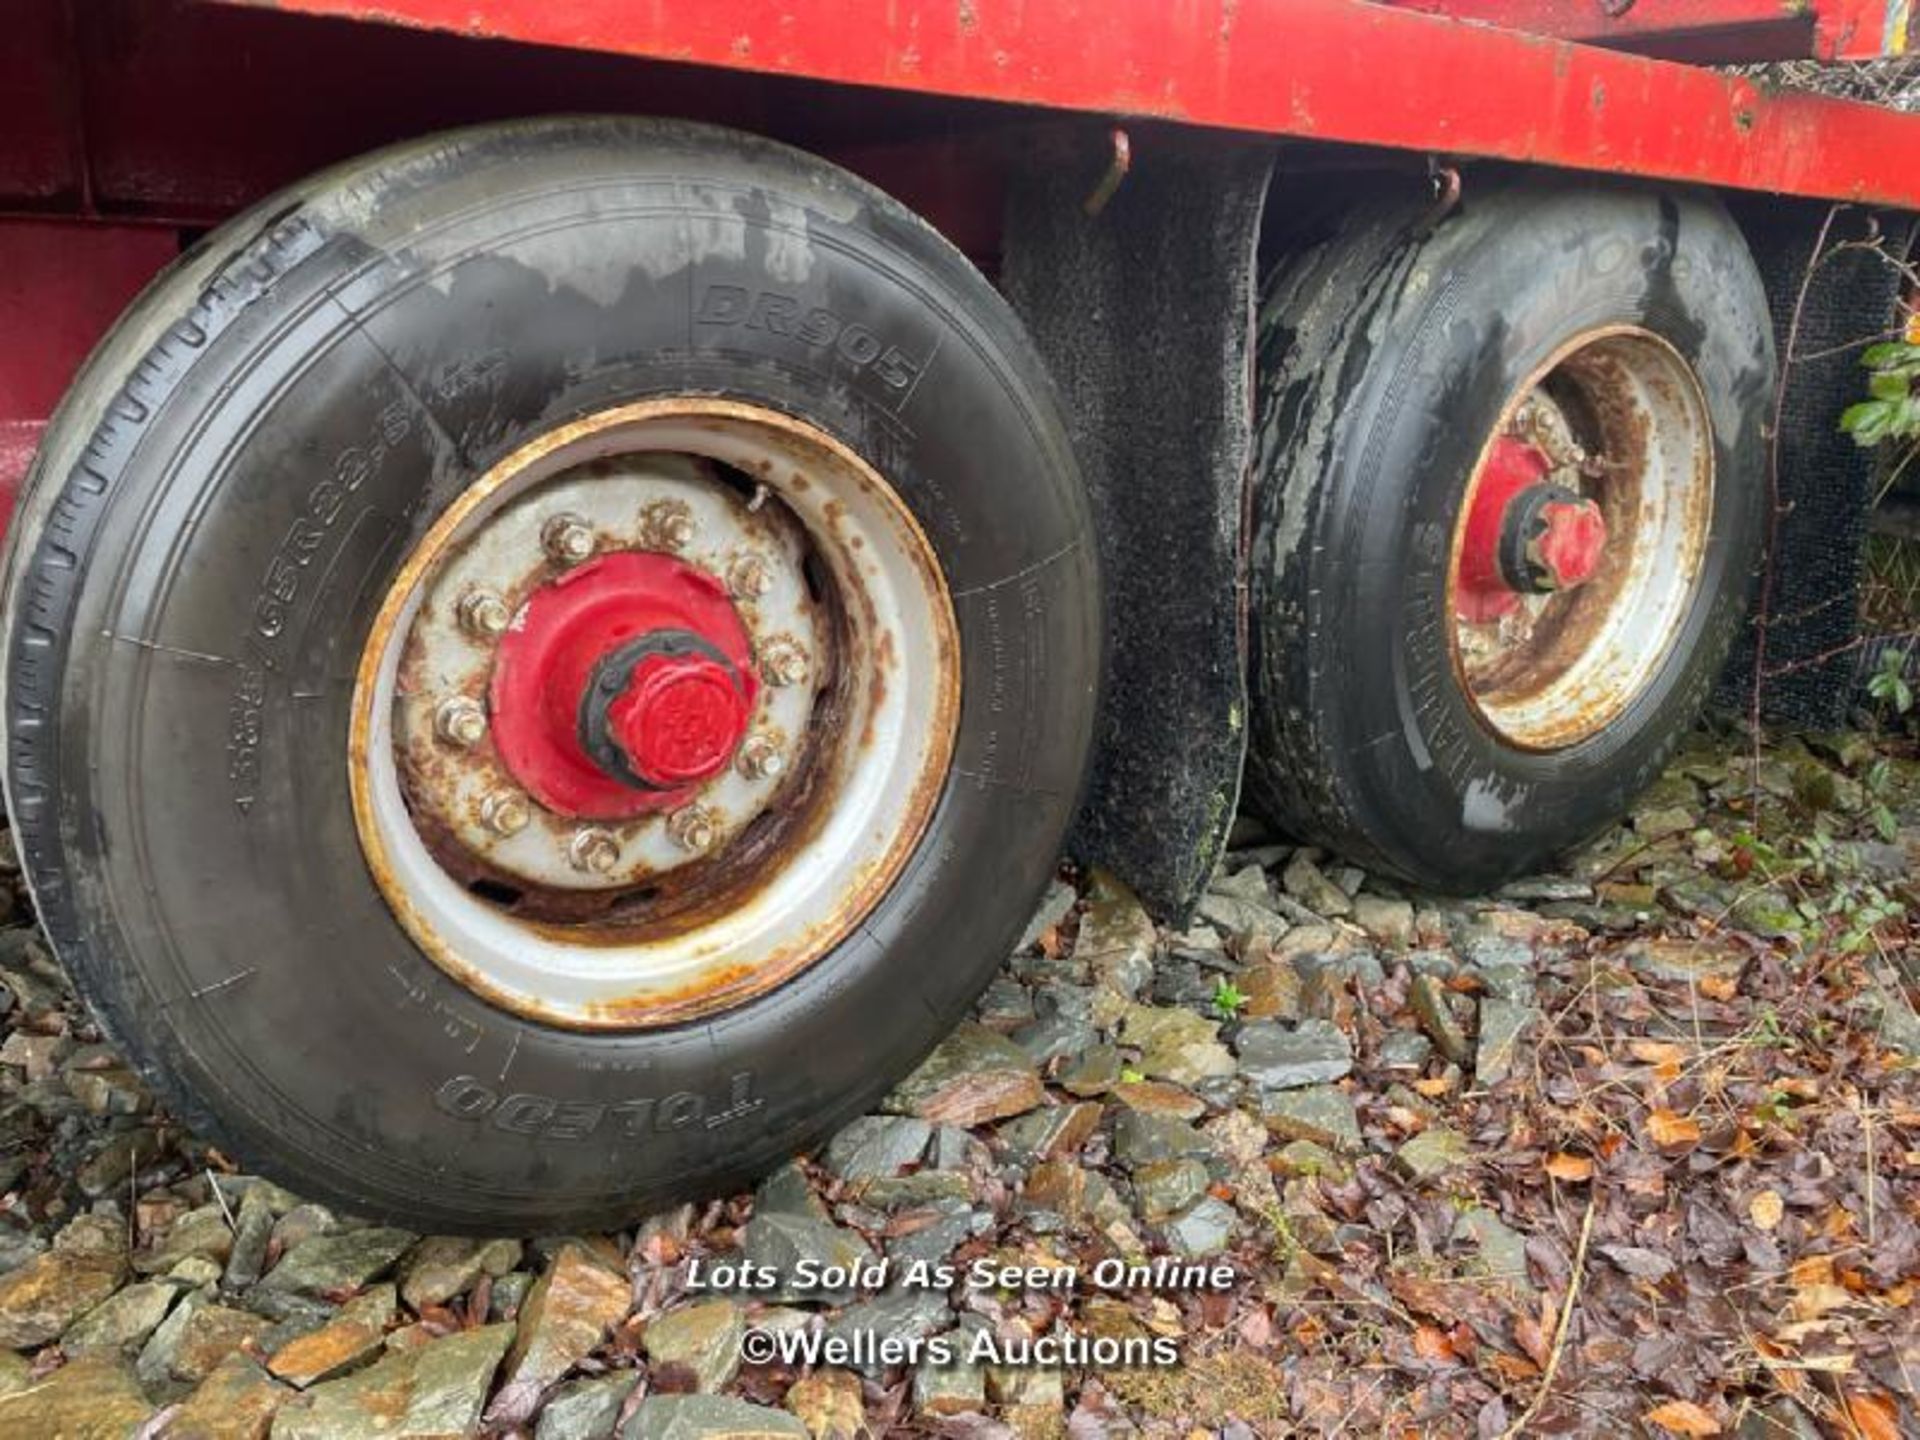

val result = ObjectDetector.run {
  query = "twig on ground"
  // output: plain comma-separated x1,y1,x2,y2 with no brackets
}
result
1498,1189,1599,1440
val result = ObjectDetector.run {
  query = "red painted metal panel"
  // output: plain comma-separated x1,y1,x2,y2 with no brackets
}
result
0,220,179,418
0,423,44,535
0,0,84,205
217,0,1920,209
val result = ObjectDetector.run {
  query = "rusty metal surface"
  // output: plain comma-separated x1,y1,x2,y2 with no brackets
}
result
215,0,1920,210
1381,0,1905,62
350,398,961,1030
1448,326,1716,751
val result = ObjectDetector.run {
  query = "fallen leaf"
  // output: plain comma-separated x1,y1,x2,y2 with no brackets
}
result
1412,1325,1457,1364
1598,1245,1676,1281
1630,1040,1688,1065
1545,1152,1593,1182
1790,1256,1834,1288
1514,1313,1552,1370
1844,1392,1901,1440
1749,1189,1784,1230
1644,1399,1720,1436
1647,1107,1702,1148
1788,1283,1852,1322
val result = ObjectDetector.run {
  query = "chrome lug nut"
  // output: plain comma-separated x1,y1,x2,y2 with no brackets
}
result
541,513,597,566
666,805,717,854
759,639,810,688
736,734,785,780
434,696,488,748
480,790,532,837
568,827,621,875
639,499,696,553
457,588,512,639
727,554,774,600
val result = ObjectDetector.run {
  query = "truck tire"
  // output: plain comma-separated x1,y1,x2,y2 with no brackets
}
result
1246,180,1773,893
1,118,1099,1231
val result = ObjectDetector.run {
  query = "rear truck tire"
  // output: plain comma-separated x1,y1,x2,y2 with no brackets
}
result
1245,180,1774,894
0,117,1100,1232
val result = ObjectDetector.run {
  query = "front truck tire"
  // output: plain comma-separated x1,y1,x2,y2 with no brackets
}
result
0,118,1100,1232
1246,180,1775,893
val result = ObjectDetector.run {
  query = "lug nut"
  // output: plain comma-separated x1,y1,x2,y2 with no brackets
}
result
434,696,488,748
639,499,696,553
759,639,810,688
736,735,785,780
568,827,621,875
541,513,597,566
727,554,774,600
480,790,531,837
666,805,717,854
457,589,512,639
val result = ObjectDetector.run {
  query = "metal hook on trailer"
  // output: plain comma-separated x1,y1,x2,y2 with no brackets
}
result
1416,161,1463,235
1083,127,1133,217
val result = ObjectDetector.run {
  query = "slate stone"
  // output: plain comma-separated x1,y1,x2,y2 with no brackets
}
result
882,1025,1044,1127
1410,974,1471,1064
643,1299,743,1393
1235,1019,1352,1090
1259,1086,1361,1152
1476,997,1536,1086
258,1227,414,1298
1395,1127,1473,1182
1164,1197,1237,1256
271,1322,513,1440
536,1373,642,1440
623,1394,809,1440
823,1116,931,1183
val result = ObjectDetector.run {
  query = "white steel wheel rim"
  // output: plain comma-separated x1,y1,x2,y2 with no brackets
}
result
350,400,960,1031
1448,327,1716,752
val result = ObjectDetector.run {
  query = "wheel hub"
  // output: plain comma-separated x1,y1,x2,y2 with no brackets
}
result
387,452,823,892
490,552,758,816
1454,435,1608,621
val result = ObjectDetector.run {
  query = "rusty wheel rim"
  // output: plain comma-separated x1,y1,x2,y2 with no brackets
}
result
350,400,960,1031
1446,327,1715,752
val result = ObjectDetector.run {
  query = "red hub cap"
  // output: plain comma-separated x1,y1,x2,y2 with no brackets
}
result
1455,435,1608,622
490,552,758,819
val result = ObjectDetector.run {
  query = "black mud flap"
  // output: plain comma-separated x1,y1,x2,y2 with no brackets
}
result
1002,129,1275,923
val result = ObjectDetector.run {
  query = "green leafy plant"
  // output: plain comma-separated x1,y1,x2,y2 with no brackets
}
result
1841,340,1920,447
1211,978,1247,1019
1866,645,1914,716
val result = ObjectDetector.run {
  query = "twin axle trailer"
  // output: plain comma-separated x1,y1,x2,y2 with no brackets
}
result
1,0,1916,1225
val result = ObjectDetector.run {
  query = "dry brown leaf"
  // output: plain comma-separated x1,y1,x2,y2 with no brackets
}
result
1647,1107,1703,1149
1545,1152,1594,1182
1412,1325,1457,1364
1844,1392,1901,1440
1749,1189,1784,1231
1486,1352,1540,1383
1514,1313,1552,1370
1791,1255,1834,1288
1644,1399,1720,1436
1788,1282,1852,1322
1629,1040,1688,1065
1697,973,1738,1001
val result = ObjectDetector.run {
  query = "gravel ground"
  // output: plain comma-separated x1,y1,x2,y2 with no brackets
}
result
0,720,1913,1438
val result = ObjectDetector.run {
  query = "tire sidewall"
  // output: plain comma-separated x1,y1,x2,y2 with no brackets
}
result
18,119,1099,1228
1311,185,1772,886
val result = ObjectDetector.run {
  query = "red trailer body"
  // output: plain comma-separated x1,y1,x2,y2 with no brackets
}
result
1,0,1917,521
